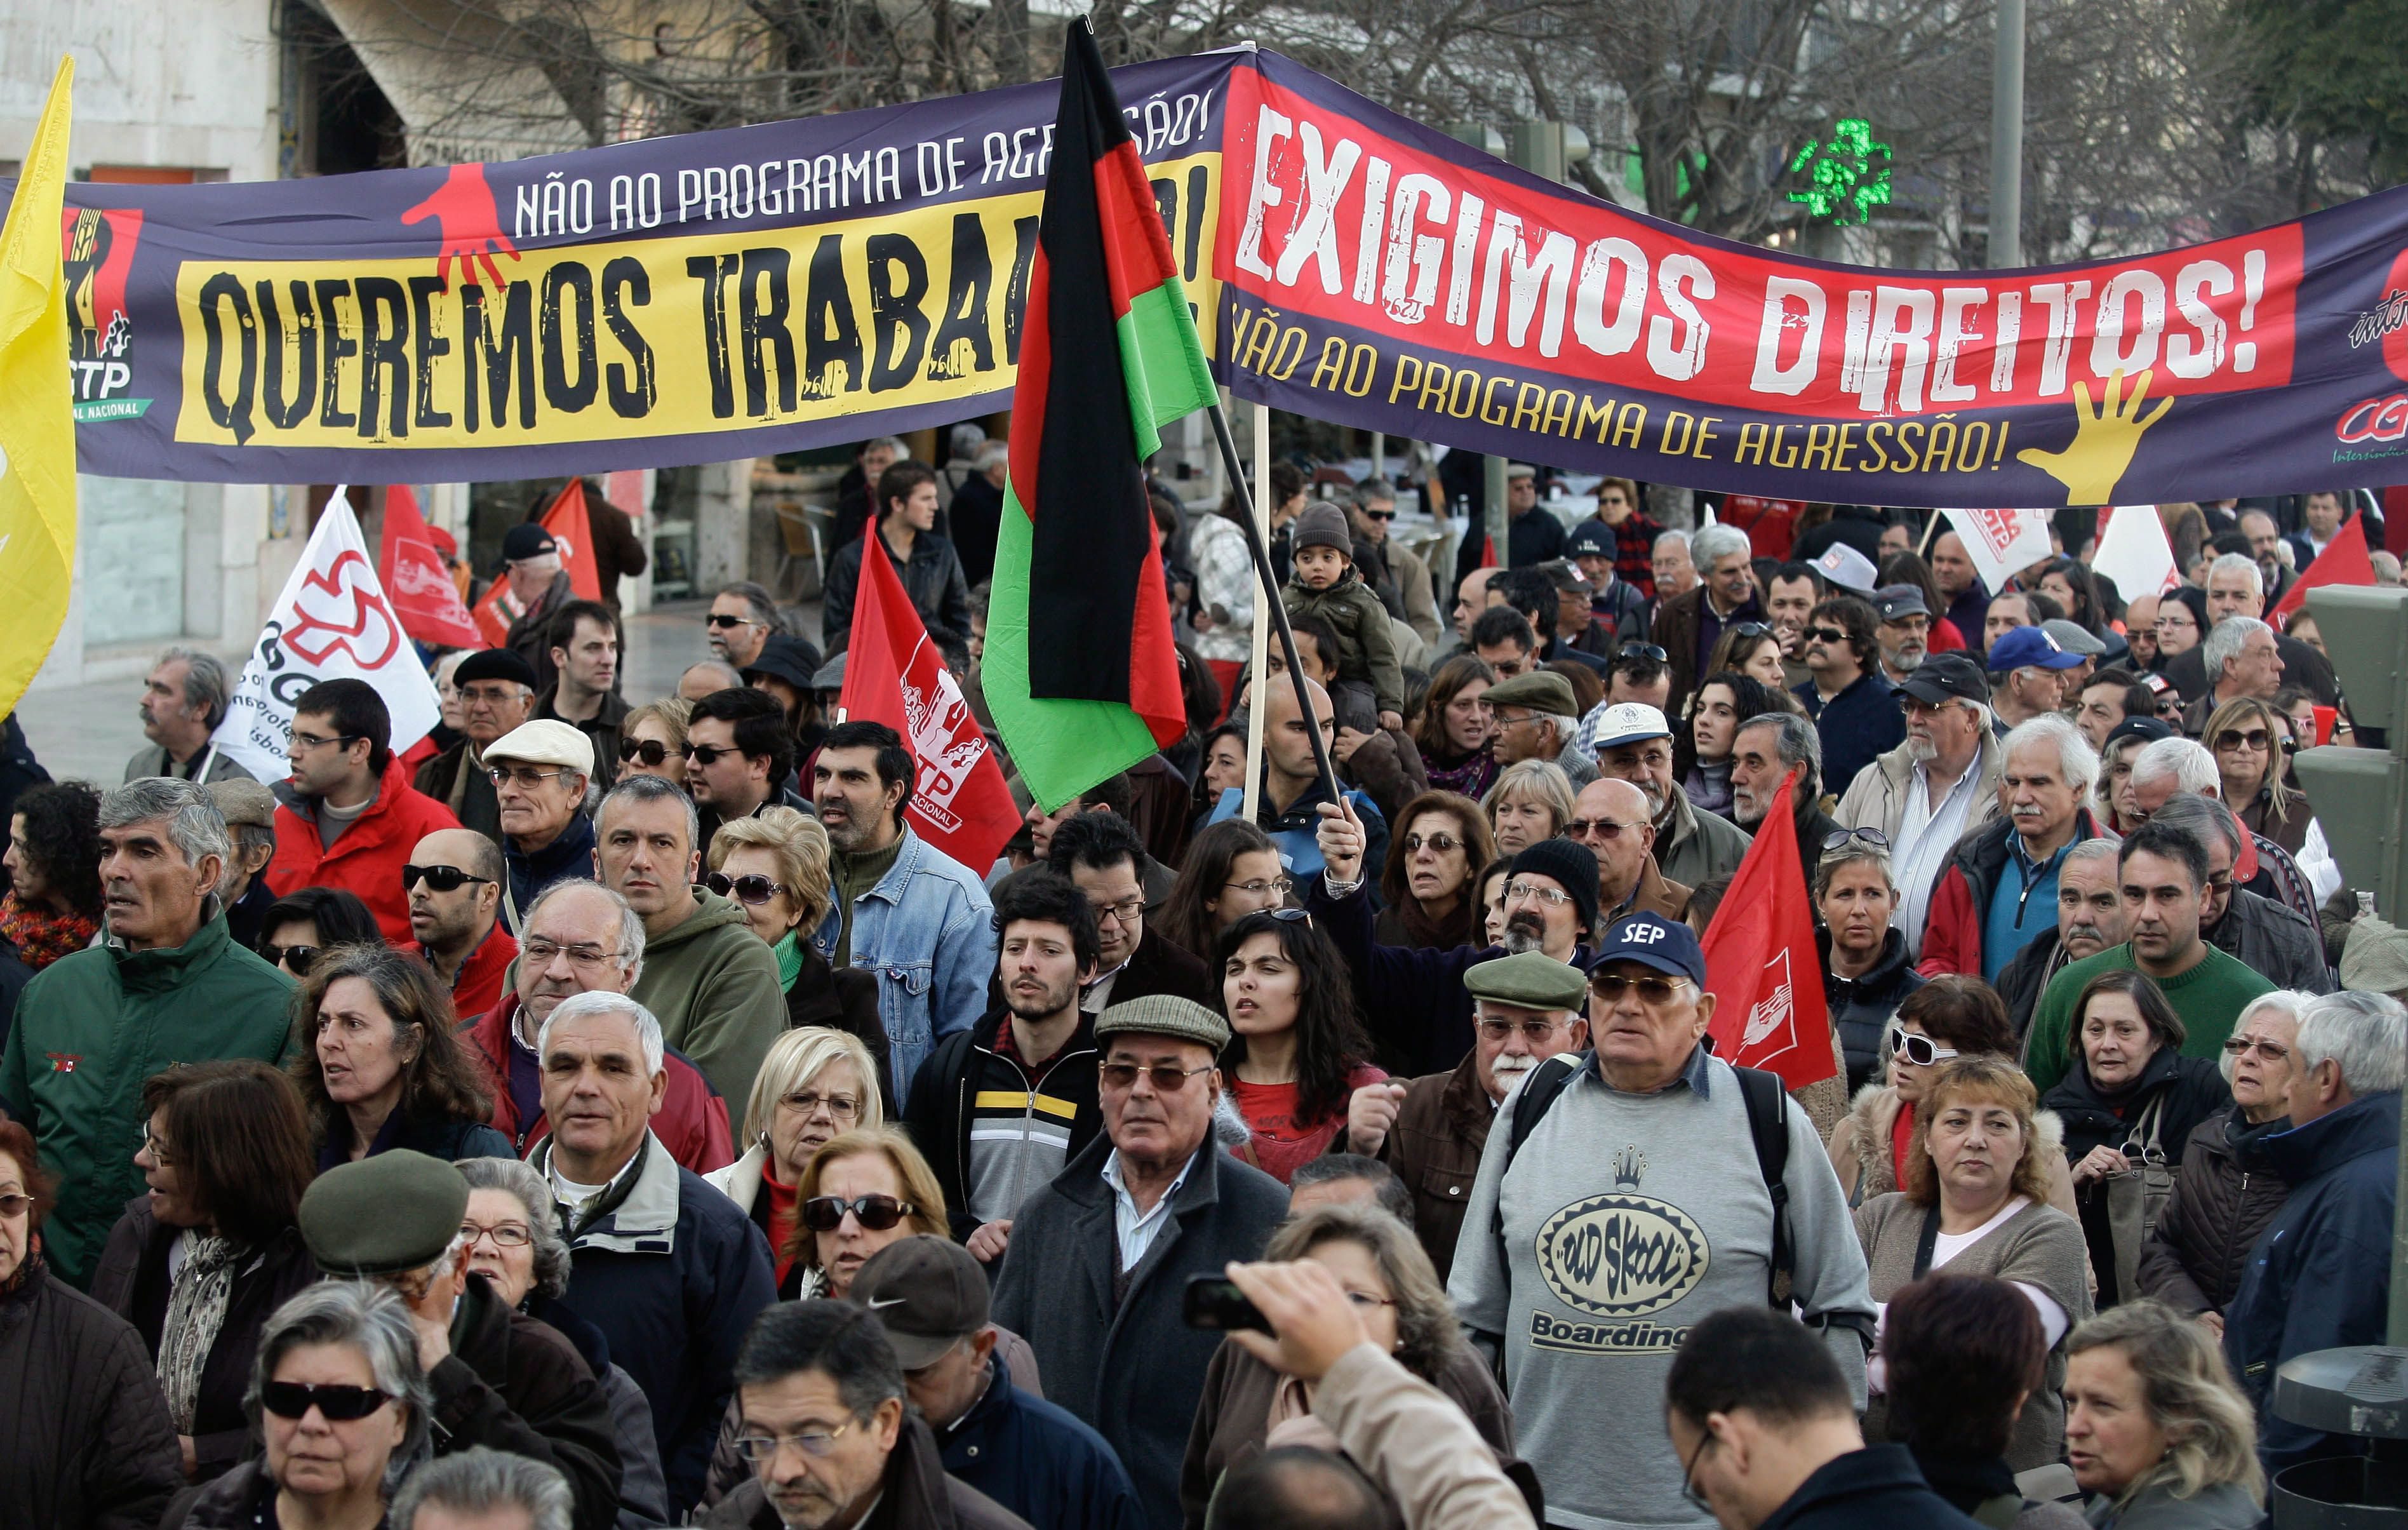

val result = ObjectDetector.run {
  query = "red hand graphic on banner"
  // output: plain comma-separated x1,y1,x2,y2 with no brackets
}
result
401,164,521,292
283,551,405,669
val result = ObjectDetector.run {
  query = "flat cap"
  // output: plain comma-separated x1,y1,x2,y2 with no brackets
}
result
454,647,541,691
487,718,595,775
1871,584,1930,623
1464,951,1590,1011
207,777,278,830
1094,993,1230,1052
1483,669,1579,720
2041,618,2108,657
1504,462,1537,481
300,1150,471,1276
2342,916,2408,998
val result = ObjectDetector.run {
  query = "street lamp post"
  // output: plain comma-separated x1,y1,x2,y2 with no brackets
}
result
1991,0,2025,266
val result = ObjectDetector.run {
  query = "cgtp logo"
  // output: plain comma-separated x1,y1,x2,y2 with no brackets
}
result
281,551,405,670
2336,394,2408,445
1741,948,1798,1057
898,640,987,835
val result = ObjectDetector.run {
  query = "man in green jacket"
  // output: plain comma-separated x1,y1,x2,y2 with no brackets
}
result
594,774,785,1106
0,777,294,1288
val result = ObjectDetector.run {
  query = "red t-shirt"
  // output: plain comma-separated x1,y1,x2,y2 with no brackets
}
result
1230,1064,1389,1184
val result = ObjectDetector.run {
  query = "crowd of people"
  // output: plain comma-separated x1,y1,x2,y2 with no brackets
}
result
1,452,2405,1530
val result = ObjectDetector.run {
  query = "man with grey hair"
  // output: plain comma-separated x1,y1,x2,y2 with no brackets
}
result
1729,711,1840,899
2164,551,2339,706
126,645,249,783
1835,653,2003,960
705,581,785,671
0,776,293,1287
2183,614,2285,734
2225,988,2407,1472
1993,837,2127,1038
1918,713,2108,982
393,1449,575,1530
2152,794,2331,993
300,1151,622,1530
1652,521,1762,717
529,990,775,1511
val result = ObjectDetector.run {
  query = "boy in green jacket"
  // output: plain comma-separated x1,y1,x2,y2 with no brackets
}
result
1282,502,1405,730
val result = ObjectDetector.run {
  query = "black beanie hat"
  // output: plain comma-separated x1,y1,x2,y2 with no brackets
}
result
1508,838,1601,939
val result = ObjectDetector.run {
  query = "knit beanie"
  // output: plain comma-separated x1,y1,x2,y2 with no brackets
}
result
1508,838,1602,940
1292,501,1353,558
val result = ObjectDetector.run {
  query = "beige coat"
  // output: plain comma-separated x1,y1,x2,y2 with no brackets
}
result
1828,1081,2080,1219
1314,1343,1537,1530
1834,729,2007,845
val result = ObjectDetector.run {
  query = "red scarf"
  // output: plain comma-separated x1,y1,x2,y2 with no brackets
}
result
761,1164,801,1287
0,894,97,969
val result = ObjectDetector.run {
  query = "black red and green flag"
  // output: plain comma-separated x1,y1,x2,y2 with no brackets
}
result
985,21,1220,811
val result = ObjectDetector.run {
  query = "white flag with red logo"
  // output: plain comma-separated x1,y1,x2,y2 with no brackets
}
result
2090,505,2181,601
1701,769,1839,1090
211,493,442,781
1941,507,2055,596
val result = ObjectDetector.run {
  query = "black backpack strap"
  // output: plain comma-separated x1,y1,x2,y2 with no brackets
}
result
1730,1065,1793,1307
1490,1050,1588,1283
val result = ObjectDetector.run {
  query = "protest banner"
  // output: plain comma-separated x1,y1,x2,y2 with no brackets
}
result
211,495,443,781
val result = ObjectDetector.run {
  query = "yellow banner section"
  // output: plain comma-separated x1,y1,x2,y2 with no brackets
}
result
175,152,1220,451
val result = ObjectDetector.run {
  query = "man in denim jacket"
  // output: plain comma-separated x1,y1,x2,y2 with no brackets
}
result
810,720,997,1097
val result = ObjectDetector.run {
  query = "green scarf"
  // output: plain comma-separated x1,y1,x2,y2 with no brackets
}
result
773,929,805,994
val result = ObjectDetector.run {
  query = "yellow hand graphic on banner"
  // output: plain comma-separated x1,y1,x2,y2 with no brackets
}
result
2016,368,2174,506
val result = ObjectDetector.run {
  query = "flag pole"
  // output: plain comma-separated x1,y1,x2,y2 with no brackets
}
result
1206,398,1348,813
1241,403,1270,823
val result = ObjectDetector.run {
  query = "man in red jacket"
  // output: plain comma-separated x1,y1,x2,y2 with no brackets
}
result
267,678,462,944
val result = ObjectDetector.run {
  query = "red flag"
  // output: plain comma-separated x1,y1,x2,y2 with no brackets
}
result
2270,511,2376,624
470,480,606,645
839,535,1020,872
1700,770,1839,1090
378,486,485,650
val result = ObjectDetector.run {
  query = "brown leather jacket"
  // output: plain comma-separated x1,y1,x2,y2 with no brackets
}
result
1373,1055,1496,1283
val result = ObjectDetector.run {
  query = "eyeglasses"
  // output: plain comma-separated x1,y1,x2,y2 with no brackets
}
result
1892,1033,1960,1068
1821,828,1891,854
1617,642,1669,662
259,1383,392,1422
1098,1061,1215,1092
619,738,672,767
1504,880,1574,908
1589,972,1692,1006
681,743,742,765
1268,908,1314,928
289,731,363,754
0,1192,33,1218
2215,728,2272,751
1222,875,1294,897
779,1089,861,1121
1680,1430,1718,1515
706,613,765,630
460,1220,532,1250
1477,1017,1567,1042
1566,817,1640,841
1401,832,1461,854
735,1418,858,1462
2224,1036,2292,1061
1804,624,1849,645
521,939,622,970
260,943,320,976
488,766,570,790
140,1122,175,1167
403,864,494,893
706,872,789,906
801,1193,914,1233
1089,896,1146,928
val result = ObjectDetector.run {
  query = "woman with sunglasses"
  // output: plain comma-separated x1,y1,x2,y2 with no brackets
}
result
780,1126,951,1301
288,944,511,1168
617,697,694,785
0,1118,185,1528
454,1157,671,1527
1375,791,1495,951
256,887,380,981
1826,977,2078,1214
705,807,888,1104
1704,621,1790,692
162,1282,434,1530
1675,669,1786,819
1156,819,1287,964
2134,992,2308,1336
1815,839,1926,1094
88,1063,318,1487
2202,696,2312,855
1850,1056,2092,1472
707,1027,887,1287
2042,969,2232,1310
1410,655,1501,802
1217,909,1384,1182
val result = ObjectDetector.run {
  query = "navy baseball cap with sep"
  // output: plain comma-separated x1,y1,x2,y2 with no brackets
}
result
1587,910,1708,987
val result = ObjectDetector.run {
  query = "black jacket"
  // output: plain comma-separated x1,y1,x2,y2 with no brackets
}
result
2205,887,2332,995
785,943,892,1111
937,1353,1146,1530
824,527,973,654
1993,927,2070,1045
0,1259,184,1530
2044,1047,2233,1307
2136,1105,2292,1315
906,1007,1107,1242
1821,927,1925,1093
435,1273,623,1530
702,1414,1032,1530
1106,928,1217,1010
1759,1444,1983,1530
1795,670,1906,809
88,1198,320,1482
503,811,598,936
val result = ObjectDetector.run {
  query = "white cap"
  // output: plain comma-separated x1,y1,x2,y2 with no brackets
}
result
1812,541,1880,593
486,719,595,776
1591,702,1672,752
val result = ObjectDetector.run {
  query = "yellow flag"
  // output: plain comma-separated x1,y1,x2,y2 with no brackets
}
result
0,57,75,716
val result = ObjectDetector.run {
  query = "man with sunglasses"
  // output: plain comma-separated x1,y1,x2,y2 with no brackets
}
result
267,678,464,945
1341,950,1591,1282
1349,477,1443,647
1571,777,1692,925
407,828,518,1021
1591,703,1754,890
1793,595,1904,800
704,582,782,672
992,995,1288,1526
485,720,598,932
1451,912,1875,1530
298,1150,622,1530
415,648,539,842
686,687,809,850
1834,654,2001,962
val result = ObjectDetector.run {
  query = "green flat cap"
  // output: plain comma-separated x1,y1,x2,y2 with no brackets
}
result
1483,669,1579,720
2342,915,2408,998
1464,950,1591,1012
1095,993,1231,1053
300,1149,471,1276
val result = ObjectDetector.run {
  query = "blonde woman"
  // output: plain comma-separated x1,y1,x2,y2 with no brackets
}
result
707,807,887,1106
616,697,693,784
706,1027,884,1290
2201,695,2311,854
1480,757,1574,857
2064,1300,2263,1528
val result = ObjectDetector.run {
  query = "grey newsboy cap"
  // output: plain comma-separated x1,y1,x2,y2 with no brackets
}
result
1094,993,1231,1052
300,1149,471,1276
1464,951,1591,1012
